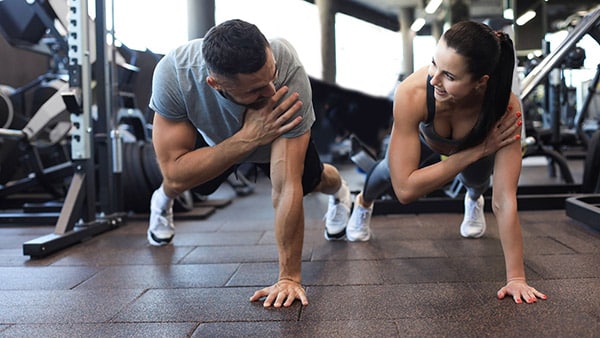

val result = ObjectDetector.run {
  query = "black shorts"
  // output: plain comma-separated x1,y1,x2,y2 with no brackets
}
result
191,136,324,196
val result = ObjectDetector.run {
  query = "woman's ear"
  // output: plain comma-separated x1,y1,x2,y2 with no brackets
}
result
477,74,490,89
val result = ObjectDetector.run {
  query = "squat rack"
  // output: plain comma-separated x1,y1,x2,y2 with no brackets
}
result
22,0,125,258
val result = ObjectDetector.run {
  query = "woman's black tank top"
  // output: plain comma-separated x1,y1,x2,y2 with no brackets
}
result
418,76,464,156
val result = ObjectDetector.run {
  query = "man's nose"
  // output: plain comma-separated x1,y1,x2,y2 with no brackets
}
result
261,82,276,97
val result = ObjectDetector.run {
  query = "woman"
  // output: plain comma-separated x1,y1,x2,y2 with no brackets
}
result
346,21,547,304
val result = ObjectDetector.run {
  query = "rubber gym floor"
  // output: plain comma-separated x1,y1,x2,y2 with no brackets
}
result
0,160,598,337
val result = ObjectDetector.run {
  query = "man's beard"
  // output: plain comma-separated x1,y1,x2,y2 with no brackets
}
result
245,97,269,110
220,90,269,110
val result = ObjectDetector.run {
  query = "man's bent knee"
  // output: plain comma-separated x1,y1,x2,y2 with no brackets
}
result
315,164,342,194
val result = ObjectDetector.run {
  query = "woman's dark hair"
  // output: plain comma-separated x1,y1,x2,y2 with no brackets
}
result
202,19,270,78
443,20,515,151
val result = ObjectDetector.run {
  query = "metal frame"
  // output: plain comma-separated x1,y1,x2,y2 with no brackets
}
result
23,0,124,258
373,184,582,215
565,195,600,231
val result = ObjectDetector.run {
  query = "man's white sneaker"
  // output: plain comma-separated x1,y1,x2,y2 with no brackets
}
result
460,195,486,238
346,195,372,241
324,184,352,240
147,191,175,246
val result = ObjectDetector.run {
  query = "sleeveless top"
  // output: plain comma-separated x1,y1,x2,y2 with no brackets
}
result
418,76,464,156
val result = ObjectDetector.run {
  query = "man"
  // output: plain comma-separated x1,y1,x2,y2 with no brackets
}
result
147,19,352,308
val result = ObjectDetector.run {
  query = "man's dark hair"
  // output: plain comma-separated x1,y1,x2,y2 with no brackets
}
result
202,19,270,78
443,20,515,151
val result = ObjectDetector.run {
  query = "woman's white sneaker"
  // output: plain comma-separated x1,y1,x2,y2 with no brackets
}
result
460,195,486,238
346,195,372,242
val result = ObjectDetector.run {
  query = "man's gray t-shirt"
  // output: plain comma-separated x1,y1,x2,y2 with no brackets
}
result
149,38,315,163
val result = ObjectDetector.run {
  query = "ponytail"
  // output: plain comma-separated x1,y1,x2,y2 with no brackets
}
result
459,32,514,151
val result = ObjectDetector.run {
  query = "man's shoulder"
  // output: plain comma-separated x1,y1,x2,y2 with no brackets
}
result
161,39,204,68
269,38,298,59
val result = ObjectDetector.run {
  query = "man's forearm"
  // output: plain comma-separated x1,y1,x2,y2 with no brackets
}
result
162,131,260,196
273,184,305,282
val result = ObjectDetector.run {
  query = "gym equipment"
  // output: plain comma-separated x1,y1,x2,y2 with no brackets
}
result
566,195,600,231
0,80,70,146
568,129,600,228
581,131,600,193
0,79,73,212
520,7,600,228
521,8,600,103
0,85,14,129
0,0,76,212
22,0,125,258
0,0,76,201
310,77,392,159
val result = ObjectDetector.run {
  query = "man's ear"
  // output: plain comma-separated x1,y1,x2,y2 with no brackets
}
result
206,76,220,90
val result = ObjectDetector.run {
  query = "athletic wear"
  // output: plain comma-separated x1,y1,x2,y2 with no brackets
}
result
418,76,463,156
150,38,315,164
346,195,373,242
147,38,333,246
460,195,487,238
324,180,352,240
358,74,495,238
147,189,175,246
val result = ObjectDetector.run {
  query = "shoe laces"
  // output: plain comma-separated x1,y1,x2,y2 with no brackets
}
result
353,205,372,227
153,208,174,229
357,206,371,221
325,198,347,222
465,197,482,221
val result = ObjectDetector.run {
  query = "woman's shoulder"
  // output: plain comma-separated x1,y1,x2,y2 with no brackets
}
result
395,67,428,104
393,67,429,122
397,67,428,95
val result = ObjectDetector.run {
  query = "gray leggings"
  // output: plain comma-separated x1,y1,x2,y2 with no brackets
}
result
362,150,494,203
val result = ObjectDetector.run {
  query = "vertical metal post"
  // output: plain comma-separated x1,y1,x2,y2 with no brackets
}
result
67,0,95,223
23,0,125,258
95,0,122,214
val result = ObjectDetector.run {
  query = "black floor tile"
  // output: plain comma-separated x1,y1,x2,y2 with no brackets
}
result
1,323,197,338
0,164,598,337
114,288,301,322
0,289,143,323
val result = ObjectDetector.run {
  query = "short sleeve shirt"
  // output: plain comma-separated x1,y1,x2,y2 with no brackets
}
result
149,38,315,163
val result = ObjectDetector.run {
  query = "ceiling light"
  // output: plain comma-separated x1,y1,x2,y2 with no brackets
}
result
410,18,426,32
503,8,514,20
425,0,443,14
516,10,536,26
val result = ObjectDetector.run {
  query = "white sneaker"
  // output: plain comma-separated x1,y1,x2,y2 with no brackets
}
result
460,195,486,238
346,195,372,241
324,182,352,240
147,190,175,246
